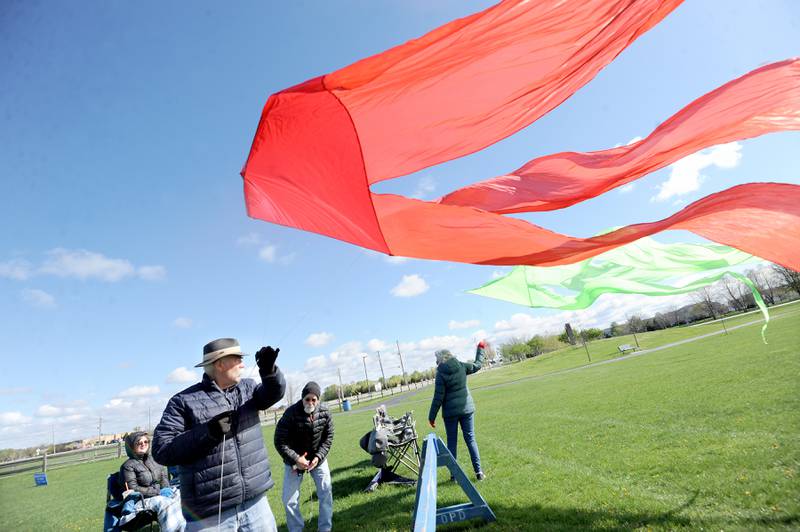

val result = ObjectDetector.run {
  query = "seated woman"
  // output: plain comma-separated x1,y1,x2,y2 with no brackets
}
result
120,431,186,532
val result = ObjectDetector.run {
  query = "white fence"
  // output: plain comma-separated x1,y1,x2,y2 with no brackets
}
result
0,442,123,478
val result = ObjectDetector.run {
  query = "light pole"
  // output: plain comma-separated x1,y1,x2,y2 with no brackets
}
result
337,367,345,411
376,351,386,396
396,340,407,389
361,354,370,395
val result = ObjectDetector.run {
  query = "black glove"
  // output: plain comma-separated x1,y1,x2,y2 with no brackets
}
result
255,346,280,374
208,410,236,440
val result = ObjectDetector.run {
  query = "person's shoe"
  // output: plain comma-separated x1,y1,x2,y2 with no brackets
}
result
476,471,486,481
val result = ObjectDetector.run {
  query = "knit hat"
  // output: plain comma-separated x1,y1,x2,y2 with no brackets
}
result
435,349,453,365
302,381,321,399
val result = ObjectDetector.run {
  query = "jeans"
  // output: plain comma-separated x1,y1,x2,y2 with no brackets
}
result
444,412,482,474
282,460,333,532
143,492,186,532
185,495,276,532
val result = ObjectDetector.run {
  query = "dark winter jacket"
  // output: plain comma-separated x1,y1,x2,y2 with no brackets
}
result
274,401,334,466
428,345,485,421
152,368,285,520
120,431,170,498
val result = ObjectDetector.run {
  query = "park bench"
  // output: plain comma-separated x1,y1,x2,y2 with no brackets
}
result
617,344,637,354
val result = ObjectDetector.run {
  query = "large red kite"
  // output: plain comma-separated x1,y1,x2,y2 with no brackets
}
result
241,0,800,270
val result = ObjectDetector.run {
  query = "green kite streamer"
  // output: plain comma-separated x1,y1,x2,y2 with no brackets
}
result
468,238,770,342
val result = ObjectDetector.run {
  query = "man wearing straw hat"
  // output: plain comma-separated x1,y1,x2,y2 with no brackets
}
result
153,338,285,531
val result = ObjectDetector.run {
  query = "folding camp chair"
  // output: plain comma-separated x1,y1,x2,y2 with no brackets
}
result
374,406,422,477
103,472,158,532
362,406,421,492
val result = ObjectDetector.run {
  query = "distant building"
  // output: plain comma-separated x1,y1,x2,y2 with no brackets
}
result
81,432,125,447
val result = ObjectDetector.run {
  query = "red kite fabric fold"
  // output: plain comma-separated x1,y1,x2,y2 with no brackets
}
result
243,0,682,252
376,183,800,268
438,59,800,213
242,0,800,272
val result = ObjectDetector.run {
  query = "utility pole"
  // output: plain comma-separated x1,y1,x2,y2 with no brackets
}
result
97,416,102,444
51,425,55,455
376,351,386,397
396,340,407,389
581,334,592,362
337,367,345,412
361,354,370,394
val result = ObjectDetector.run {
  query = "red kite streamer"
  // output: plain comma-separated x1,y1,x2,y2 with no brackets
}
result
439,59,800,213
242,0,800,271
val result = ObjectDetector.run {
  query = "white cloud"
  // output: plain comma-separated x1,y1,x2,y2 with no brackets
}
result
259,244,295,265
0,411,31,426
618,183,636,194
166,367,199,383
138,265,166,281
173,317,193,329
305,332,334,348
118,385,160,398
449,319,480,330
36,405,62,417
38,248,165,282
34,402,89,418
411,176,436,199
652,142,742,202
21,288,56,309
259,245,277,263
391,274,429,297
385,256,410,264
304,355,328,371
367,339,387,352
0,259,32,280
613,136,643,148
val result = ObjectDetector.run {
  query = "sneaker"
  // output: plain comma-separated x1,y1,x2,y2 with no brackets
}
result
476,471,486,481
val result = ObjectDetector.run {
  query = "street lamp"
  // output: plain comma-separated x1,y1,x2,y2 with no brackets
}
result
361,353,370,393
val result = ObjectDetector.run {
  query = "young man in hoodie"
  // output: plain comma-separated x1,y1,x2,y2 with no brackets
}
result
274,381,334,532
428,340,488,481
119,431,186,531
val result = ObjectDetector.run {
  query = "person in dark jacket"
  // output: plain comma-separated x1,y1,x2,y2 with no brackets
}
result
119,431,186,531
274,381,334,532
152,338,285,531
428,341,487,480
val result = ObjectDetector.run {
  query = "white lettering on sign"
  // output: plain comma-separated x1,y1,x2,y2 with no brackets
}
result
439,510,466,523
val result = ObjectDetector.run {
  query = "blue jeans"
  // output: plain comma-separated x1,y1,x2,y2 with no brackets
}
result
282,460,333,532
444,413,482,474
185,495,276,532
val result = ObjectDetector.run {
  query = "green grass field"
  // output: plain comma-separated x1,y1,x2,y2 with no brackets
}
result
2,304,798,531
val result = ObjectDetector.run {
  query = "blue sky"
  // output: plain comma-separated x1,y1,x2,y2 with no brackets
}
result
1,1,798,449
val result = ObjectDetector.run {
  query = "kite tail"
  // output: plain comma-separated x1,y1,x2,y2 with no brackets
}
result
728,272,769,344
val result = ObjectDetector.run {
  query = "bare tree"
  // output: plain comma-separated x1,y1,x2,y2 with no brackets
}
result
721,276,749,312
692,286,720,319
772,264,800,298
746,268,776,305
664,305,681,327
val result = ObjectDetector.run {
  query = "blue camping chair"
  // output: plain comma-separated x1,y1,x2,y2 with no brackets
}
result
103,472,158,532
